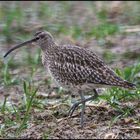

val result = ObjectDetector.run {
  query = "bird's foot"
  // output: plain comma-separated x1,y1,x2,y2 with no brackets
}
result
68,101,81,117
68,95,97,117
68,89,98,128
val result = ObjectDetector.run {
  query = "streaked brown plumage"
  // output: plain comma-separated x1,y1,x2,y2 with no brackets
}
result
38,31,135,90
4,31,136,128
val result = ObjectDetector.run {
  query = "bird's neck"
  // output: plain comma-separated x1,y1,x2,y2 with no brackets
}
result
41,41,58,66
41,40,57,54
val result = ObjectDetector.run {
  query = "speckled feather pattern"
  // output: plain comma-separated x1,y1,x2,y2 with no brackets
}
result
41,42,135,90
33,31,136,91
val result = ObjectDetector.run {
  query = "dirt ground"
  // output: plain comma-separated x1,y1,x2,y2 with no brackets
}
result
0,1,140,139
1,33,139,139
20,100,140,139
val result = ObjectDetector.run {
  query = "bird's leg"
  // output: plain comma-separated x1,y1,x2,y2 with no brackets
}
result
68,89,98,118
79,90,85,128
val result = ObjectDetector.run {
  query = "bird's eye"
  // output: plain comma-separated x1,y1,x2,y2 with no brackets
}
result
34,32,45,40
35,36,40,40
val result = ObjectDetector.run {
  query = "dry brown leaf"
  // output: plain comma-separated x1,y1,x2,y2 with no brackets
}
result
36,92,48,99
104,132,118,139
124,118,134,124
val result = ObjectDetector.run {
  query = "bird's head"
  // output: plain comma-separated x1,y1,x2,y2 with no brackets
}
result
4,31,54,58
34,31,54,47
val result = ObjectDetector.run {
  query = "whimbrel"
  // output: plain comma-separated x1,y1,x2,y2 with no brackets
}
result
4,31,136,128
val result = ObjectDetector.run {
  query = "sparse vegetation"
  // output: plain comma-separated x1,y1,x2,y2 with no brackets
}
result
0,1,140,139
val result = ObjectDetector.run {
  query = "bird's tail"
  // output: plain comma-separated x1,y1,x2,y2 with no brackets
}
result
121,80,136,90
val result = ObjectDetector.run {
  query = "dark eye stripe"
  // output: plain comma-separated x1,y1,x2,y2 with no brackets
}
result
34,31,43,36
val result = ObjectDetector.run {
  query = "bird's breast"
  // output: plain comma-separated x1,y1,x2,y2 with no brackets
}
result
41,51,46,66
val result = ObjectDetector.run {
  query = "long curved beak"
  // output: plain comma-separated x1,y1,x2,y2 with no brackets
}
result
4,37,38,58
